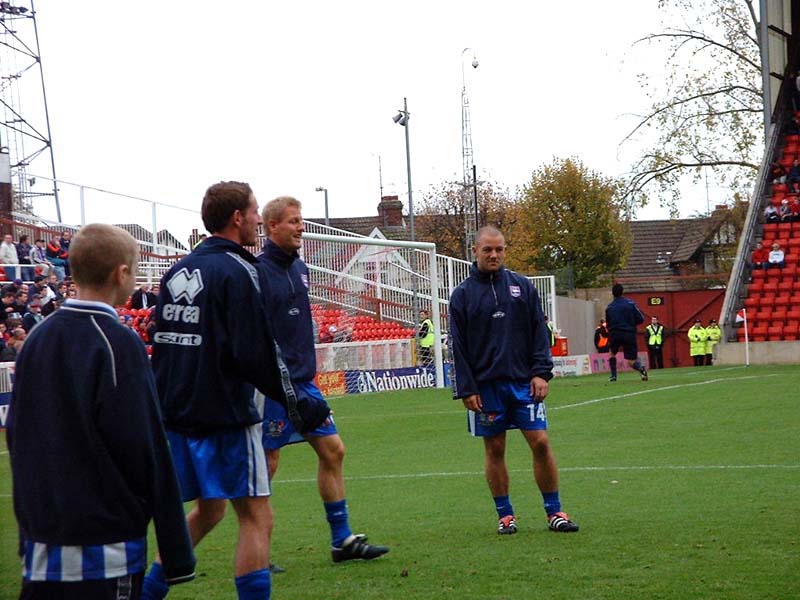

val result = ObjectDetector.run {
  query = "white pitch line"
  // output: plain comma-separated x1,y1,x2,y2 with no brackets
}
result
685,365,748,377
272,463,799,485
343,374,778,419
553,374,778,411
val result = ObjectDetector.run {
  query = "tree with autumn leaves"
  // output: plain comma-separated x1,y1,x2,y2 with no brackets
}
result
416,158,631,288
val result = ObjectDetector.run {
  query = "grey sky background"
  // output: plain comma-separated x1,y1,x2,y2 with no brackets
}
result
21,1,728,242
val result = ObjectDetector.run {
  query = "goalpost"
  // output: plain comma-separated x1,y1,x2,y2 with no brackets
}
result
300,232,447,392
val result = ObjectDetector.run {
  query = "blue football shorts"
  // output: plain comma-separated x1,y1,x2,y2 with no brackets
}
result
261,381,337,450
608,331,639,360
166,424,270,501
467,379,548,437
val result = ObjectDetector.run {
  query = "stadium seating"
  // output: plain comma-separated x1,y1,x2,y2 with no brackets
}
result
738,119,800,342
310,303,414,342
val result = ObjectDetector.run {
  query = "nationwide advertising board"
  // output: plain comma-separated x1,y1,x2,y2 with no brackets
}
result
0,362,13,429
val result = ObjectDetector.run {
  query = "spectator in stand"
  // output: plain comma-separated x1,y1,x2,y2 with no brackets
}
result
788,158,800,192
334,324,353,343
0,289,20,325
768,242,786,269
770,161,787,184
790,196,800,222
131,283,158,310
21,298,44,332
764,203,780,223
29,238,52,277
688,319,707,367
0,234,20,281
0,322,8,343
0,326,26,361
59,230,73,278
751,241,770,270
15,235,34,282
66,288,78,299
13,289,29,314
779,199,793,222
593,319,610,353
45,235,68,280
320,324,336,344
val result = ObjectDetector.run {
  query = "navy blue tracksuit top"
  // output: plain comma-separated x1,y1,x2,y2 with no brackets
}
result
605,296,644,334
152,236,290,437
7,300,194,580
256,240,316,382
449,263,554,399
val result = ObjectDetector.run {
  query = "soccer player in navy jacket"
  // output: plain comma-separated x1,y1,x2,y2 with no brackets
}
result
605,283,648,382
258,196,388,567
449,226,579,535
7,223,195,599
142,182,328,600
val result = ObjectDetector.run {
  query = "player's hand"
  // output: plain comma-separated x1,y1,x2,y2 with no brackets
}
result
530,377,549,402
462,394,482,412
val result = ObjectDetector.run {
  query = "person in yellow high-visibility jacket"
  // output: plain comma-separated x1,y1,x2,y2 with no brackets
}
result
645,315,665,369
688,319,707,367
705,318,721,366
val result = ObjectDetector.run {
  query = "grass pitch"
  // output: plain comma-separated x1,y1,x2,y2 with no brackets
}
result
1,364,799,599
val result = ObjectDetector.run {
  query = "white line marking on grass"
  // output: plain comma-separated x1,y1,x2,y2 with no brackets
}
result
685,366,747,376
0,450,7,455
274,463,799,485
553,374,778,411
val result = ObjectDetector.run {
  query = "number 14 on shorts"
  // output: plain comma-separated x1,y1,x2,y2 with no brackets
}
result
528,402,546,424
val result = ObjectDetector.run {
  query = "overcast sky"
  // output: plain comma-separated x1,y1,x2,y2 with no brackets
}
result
12,1,728,242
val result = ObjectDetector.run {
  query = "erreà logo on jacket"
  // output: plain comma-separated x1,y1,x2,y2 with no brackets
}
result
166,268,204,304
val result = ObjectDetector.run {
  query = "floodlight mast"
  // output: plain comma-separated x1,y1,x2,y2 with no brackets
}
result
0,0,61,221
461,47,478,257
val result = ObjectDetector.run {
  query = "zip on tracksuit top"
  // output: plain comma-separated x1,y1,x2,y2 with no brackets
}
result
7,300,195,583
152,236,292,437
256,240,316,382
449,263,554,399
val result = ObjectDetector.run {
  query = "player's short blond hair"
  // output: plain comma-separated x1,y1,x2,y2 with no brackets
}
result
71,224,139,288
262,196,302,225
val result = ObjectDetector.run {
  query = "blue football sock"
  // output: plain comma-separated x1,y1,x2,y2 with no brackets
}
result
235,568,271,600
140,562,169,600
542,491,562,516
609,356,617,377
324,499,352,548
493,495,514,518
632,360,643,371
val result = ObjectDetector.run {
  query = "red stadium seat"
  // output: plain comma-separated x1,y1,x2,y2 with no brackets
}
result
774,294,792,307
763,222,779,233
749,281,765,292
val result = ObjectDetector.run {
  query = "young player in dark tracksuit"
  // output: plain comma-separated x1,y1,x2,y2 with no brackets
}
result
257,196,388,567
142,182,329,600
449,226,578,535
7,224,195,600
605,283,648,382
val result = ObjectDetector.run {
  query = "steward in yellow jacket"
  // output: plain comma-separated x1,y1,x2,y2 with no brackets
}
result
705,319,721,366
688,320,707,367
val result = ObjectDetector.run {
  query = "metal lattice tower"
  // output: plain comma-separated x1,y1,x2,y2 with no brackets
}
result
0,0,60,221
461,47,478,257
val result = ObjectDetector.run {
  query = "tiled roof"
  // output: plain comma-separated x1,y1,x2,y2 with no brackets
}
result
615,211,725,280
